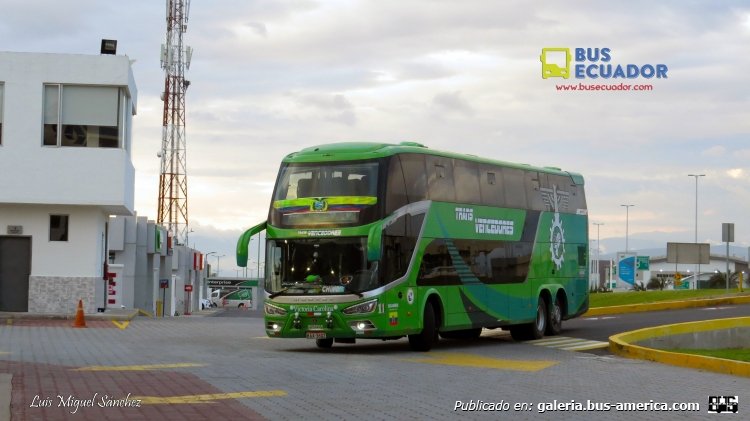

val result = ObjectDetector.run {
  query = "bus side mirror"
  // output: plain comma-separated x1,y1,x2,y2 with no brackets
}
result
367,221,384,262
236,221,267,267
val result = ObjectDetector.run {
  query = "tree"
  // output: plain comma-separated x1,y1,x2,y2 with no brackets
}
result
706,270,739,289
647,276,671,290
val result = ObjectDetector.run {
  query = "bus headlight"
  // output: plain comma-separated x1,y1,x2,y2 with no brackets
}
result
342,299,377,315
349,320,376,331
266,321,284,332
265,303,287,316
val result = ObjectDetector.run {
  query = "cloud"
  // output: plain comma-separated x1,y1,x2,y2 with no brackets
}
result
727,168,745,179
702,146,726,157
244,22,268,37
431,91,474,116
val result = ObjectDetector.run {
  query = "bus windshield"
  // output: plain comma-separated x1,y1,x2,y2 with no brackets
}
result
266,237,380,295
270,161,380,228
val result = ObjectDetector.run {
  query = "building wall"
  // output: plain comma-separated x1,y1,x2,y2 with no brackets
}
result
0,52,137,215
0,204,107,277
0,51,138,314
0,204,107,313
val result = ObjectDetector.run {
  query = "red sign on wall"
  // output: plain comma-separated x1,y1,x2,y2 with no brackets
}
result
184,284,193,292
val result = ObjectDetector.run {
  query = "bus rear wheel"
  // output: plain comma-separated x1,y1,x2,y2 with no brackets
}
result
545,296,562,336
509,297,547,341
408,302,437,352
315,338,333,349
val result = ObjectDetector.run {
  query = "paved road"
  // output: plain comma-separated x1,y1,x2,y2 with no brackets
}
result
2,311,748,420
565,303,750,342
211,307,263,318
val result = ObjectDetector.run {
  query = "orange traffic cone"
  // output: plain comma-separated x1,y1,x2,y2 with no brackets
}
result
72,299,87,328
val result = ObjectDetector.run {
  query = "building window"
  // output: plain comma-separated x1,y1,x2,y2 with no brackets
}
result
50,215,69,241
43,84,124,148
0,83,4,145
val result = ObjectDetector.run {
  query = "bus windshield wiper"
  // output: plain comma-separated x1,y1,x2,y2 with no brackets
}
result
269,288,289,299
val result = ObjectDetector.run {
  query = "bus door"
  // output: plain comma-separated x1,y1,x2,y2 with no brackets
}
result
380,208,424,331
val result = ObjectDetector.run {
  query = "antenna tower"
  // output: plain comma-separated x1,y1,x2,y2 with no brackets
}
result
158,0,193,246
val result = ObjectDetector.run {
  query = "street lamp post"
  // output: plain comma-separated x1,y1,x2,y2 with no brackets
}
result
593,222,604,289
205,252,216,277
216,255,225,277
688,174,705,284
620,205,634,252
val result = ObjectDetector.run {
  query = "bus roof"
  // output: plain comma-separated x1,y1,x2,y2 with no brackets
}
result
282,142,584,184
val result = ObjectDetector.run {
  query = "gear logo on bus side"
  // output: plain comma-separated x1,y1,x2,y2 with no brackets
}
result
541,185,569,270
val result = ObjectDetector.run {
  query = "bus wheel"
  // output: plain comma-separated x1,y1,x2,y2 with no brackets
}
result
238,303,245,309
408,302,437,352
315,338,333,349
510,297,547,341
545,297,562,336
531,297,547,339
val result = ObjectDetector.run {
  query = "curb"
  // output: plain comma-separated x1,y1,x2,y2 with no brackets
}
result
609,317,750,378
584,295,750,316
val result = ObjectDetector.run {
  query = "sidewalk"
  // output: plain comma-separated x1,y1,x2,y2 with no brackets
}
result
0,307,138,322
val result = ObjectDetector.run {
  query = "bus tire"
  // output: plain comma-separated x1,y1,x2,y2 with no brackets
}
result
408,301,437,352
238,303,245,309
315,338,333,349
510,297,547,341
545,296,562,336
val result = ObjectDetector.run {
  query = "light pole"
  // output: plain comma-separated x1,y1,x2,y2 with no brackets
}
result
620,205,634,252
215,254,225,277
205,252,216,276
688,174,705,284
593,222,604,288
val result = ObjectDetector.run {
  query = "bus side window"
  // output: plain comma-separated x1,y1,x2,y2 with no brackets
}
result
503,168,527,209
426,155,455,202
454,159,481,204
479,164,504,207
382,213,420,283
526,171,545,211
399,154,427,203
385,155,408,214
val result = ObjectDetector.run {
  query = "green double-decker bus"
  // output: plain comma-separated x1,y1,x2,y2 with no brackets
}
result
237,142,589,351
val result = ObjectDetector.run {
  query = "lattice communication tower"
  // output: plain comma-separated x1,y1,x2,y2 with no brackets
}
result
157,0,193,246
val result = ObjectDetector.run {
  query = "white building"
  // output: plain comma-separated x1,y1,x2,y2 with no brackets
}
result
0,51,137,314
107,214,208,317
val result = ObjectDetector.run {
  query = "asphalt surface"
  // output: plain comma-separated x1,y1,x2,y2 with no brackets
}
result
2,302,749,420
565,303,750,342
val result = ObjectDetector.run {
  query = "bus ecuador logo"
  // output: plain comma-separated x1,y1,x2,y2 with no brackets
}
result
541,185,569,270
541,47,669,80
540,48,571,79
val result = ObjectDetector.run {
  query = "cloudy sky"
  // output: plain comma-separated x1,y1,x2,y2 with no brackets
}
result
3,1,749,275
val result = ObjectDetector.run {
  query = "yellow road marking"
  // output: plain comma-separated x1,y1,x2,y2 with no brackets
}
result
138,309,153,317
403,352,557,371
112,320,130,330
5,319,12,326
133,390,287,404
0,351,9,355
253,336,271,339
73,363,204,371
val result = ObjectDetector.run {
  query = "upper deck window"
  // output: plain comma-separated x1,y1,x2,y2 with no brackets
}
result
270,161,380,228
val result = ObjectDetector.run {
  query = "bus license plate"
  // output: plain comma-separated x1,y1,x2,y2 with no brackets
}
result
306,331,326,339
